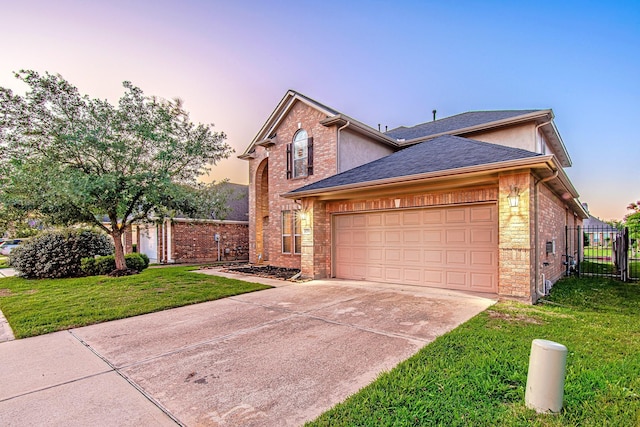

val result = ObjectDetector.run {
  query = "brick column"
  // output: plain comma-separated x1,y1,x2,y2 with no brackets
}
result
498,172,535,301
300,198,329,279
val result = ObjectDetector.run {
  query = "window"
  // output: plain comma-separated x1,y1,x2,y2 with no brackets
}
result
286,130,313,179
282,210,302,254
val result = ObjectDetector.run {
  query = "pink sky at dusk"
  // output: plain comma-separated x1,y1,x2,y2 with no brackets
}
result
1,0,639,221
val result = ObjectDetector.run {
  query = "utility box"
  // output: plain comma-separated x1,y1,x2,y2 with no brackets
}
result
546,241,556,254
525,339,567,413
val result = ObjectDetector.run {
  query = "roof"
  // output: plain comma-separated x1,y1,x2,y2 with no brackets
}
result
386,110,543,140
288,135,541,194
583,216,618,232
217,183,248,221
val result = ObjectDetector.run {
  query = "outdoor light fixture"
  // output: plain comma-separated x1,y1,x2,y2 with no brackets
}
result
508,186,520,207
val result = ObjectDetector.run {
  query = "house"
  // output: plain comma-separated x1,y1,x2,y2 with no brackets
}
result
136,183,249,264
583,215,618,247
239,91,588,303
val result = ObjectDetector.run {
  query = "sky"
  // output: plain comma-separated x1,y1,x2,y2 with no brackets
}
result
1,0,638,220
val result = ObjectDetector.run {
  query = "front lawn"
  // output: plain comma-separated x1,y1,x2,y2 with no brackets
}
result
0,256,8,269
308,277,640,426
0,266,270,338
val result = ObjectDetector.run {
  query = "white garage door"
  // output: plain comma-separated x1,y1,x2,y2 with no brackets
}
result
333,204,498,293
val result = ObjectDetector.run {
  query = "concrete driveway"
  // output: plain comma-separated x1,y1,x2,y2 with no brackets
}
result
0,272,495,426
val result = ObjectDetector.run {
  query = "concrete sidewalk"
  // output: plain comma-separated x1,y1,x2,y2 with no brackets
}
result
0,270,495,426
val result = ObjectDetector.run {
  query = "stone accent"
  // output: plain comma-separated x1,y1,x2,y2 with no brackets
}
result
498,172,534,300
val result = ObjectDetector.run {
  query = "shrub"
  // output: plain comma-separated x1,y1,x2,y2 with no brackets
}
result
10,229,114,279
80,253,149,276
139,253,150,268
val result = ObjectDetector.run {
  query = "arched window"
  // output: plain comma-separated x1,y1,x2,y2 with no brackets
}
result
286,129,313,178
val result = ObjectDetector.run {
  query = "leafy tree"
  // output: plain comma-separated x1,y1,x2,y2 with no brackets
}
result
0,70,233,271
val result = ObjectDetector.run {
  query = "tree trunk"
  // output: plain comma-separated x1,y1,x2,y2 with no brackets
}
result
111,228,127,270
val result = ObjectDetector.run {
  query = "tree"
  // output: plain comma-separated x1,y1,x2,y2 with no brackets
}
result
0,70,233,271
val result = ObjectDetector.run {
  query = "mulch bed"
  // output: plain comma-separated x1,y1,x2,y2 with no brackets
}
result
224,265,301,280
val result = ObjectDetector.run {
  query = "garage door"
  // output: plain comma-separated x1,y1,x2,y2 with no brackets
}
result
333,204,498,293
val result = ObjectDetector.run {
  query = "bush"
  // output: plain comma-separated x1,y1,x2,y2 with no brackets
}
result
80,253,149,276
139,253,150,268
10,229,114,279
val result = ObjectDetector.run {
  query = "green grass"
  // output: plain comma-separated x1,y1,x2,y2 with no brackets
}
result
0,256,8,269
0,266,270,338
580,260,640,279
307,277,640,426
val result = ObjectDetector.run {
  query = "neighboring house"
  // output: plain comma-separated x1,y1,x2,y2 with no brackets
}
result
583,215,618,247
136,183,249,264
239,90,588,303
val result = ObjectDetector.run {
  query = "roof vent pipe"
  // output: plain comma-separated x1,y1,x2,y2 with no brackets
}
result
432,109,437,121
385,125,388,132
378,123,381,131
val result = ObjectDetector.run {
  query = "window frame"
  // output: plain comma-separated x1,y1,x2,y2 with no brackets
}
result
292,129,308,178
282,210,302,255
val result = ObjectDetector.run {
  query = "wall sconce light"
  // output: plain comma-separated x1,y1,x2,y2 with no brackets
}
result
508,186,520,207
298,211,309,221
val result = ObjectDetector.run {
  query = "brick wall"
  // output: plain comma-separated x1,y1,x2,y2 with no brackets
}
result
247,100,339,268
170,220,249,263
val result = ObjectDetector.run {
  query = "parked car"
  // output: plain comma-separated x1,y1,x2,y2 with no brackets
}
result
0,239,22,255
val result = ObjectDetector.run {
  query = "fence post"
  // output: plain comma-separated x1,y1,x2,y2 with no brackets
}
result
577,225,581,277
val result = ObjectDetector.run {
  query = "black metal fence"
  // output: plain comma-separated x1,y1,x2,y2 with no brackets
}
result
566,225,640,281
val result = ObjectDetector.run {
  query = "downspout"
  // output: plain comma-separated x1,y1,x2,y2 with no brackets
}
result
534,168,559,297
336,121,351,173
535,120,552,154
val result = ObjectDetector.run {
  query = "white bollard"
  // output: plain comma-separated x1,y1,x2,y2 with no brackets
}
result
525,339,568,414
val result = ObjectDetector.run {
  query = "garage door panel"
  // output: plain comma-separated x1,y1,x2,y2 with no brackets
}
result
402,211,421,225
424,269,443,284
422,210,443,224
446,209,466,223
385,268,402,281
334,204,497,293
385,230,402,244
385,248,402,262
367,266,383,280
424,250,443,264
470,228,495,245
470,206,494,222
424,230,443,243
368,248,383,261
446,251,466,264
403,249,421,263
446,271,468,287
352,231,367,244
403,230,421,245
368,230,383,244
403,269,421,283
367,214,383,226
351,215,366,226
352,247,367,262
471,251,494,266
470,272,495,290
384,213,401,226
445,229,467,244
